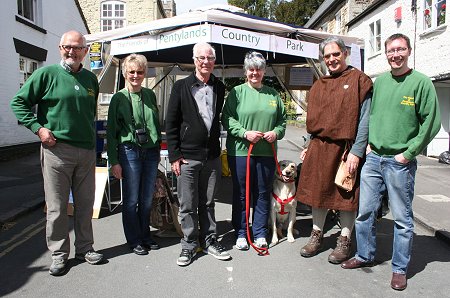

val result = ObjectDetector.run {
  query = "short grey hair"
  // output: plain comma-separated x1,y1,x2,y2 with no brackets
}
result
319,36,347,57
121,53,147,77
60,30,86,47
192,42,216,59
243,51,266,71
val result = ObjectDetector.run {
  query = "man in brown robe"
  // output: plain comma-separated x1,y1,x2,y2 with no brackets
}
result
296,36,372,264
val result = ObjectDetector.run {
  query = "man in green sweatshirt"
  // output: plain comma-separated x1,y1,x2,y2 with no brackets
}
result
10,30,104,276
341,33,441,291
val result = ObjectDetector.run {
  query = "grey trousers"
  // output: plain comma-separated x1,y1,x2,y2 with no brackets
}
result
177,157,221,251
41,143,96,260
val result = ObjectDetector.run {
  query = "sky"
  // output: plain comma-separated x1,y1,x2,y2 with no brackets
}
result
175,0,230,15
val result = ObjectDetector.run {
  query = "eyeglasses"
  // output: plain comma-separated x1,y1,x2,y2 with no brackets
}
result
386,47,408,56
194,56,216,62
59,45,86,52
128,70,145,75
323,51,342,59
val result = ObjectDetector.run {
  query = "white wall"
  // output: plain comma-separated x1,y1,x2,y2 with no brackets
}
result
428,85,450,156
348,0,450,154
0,0,88,147
348,0,450,78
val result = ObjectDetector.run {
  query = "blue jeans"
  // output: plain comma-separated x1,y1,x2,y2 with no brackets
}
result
119,143,159,248
355,152,417,274
228,155,275,240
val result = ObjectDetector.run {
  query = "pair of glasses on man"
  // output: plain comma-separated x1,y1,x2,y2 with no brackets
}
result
60,45,86,52
323,51,342,59
386,47,408,56
194,56,216,62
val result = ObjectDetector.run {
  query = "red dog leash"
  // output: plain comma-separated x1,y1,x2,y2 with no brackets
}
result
246,142,282,256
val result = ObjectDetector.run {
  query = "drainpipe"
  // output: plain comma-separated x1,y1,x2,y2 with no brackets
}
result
412,0,417,69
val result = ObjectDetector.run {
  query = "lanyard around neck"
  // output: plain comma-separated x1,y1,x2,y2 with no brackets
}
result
127,90,147,130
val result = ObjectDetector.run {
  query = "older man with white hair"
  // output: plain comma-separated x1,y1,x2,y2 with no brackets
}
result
11,30,104,276
166,42,231,266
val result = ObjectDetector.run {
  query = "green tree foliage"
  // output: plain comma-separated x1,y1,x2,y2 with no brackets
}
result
228,0,273,19
228,0,324,26
275,0,324,26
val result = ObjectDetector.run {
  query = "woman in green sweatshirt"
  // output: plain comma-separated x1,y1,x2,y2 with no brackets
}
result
106,54,161,256
221,51,286,250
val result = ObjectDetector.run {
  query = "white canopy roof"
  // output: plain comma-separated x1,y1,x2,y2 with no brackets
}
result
85,6,363,66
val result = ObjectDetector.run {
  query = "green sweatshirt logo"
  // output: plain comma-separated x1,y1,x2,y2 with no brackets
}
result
400,96,415,107
87,88,96,97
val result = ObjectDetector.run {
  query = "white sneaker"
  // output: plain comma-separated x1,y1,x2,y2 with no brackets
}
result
235,238,249,250
255,238,268,248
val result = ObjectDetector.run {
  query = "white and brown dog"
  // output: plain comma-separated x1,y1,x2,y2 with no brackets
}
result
270,160,298,245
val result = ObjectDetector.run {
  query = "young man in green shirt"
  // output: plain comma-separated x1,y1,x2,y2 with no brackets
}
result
342,33,441,291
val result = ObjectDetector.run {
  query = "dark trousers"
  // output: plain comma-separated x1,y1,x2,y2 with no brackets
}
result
228,155,275,240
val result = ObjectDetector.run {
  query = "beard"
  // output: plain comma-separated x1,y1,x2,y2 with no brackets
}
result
63,56,81,71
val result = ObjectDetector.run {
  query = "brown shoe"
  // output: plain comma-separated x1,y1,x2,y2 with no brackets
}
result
391,273,407,291
341,257,375,269
328,235,351,264
300,229,323,257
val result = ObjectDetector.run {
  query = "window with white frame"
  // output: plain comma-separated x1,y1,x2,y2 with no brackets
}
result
19,56,38,88
423,0,447,30
19,56,39,114
369,19,381,55
17,0,36,22
98,93,113,105
101,1,126,32
335,12,341,34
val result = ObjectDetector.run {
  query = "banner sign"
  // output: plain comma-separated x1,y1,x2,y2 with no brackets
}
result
211,25,270,51
110,24,319,59
110,36,155,55
157,25,210,50
89,42,104,69
272,35,319,59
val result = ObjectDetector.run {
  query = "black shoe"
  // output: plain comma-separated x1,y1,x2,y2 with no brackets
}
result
143,240,160,251
132,245,148,255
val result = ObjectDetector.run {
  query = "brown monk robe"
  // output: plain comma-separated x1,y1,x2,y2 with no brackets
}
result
296,67,372,211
